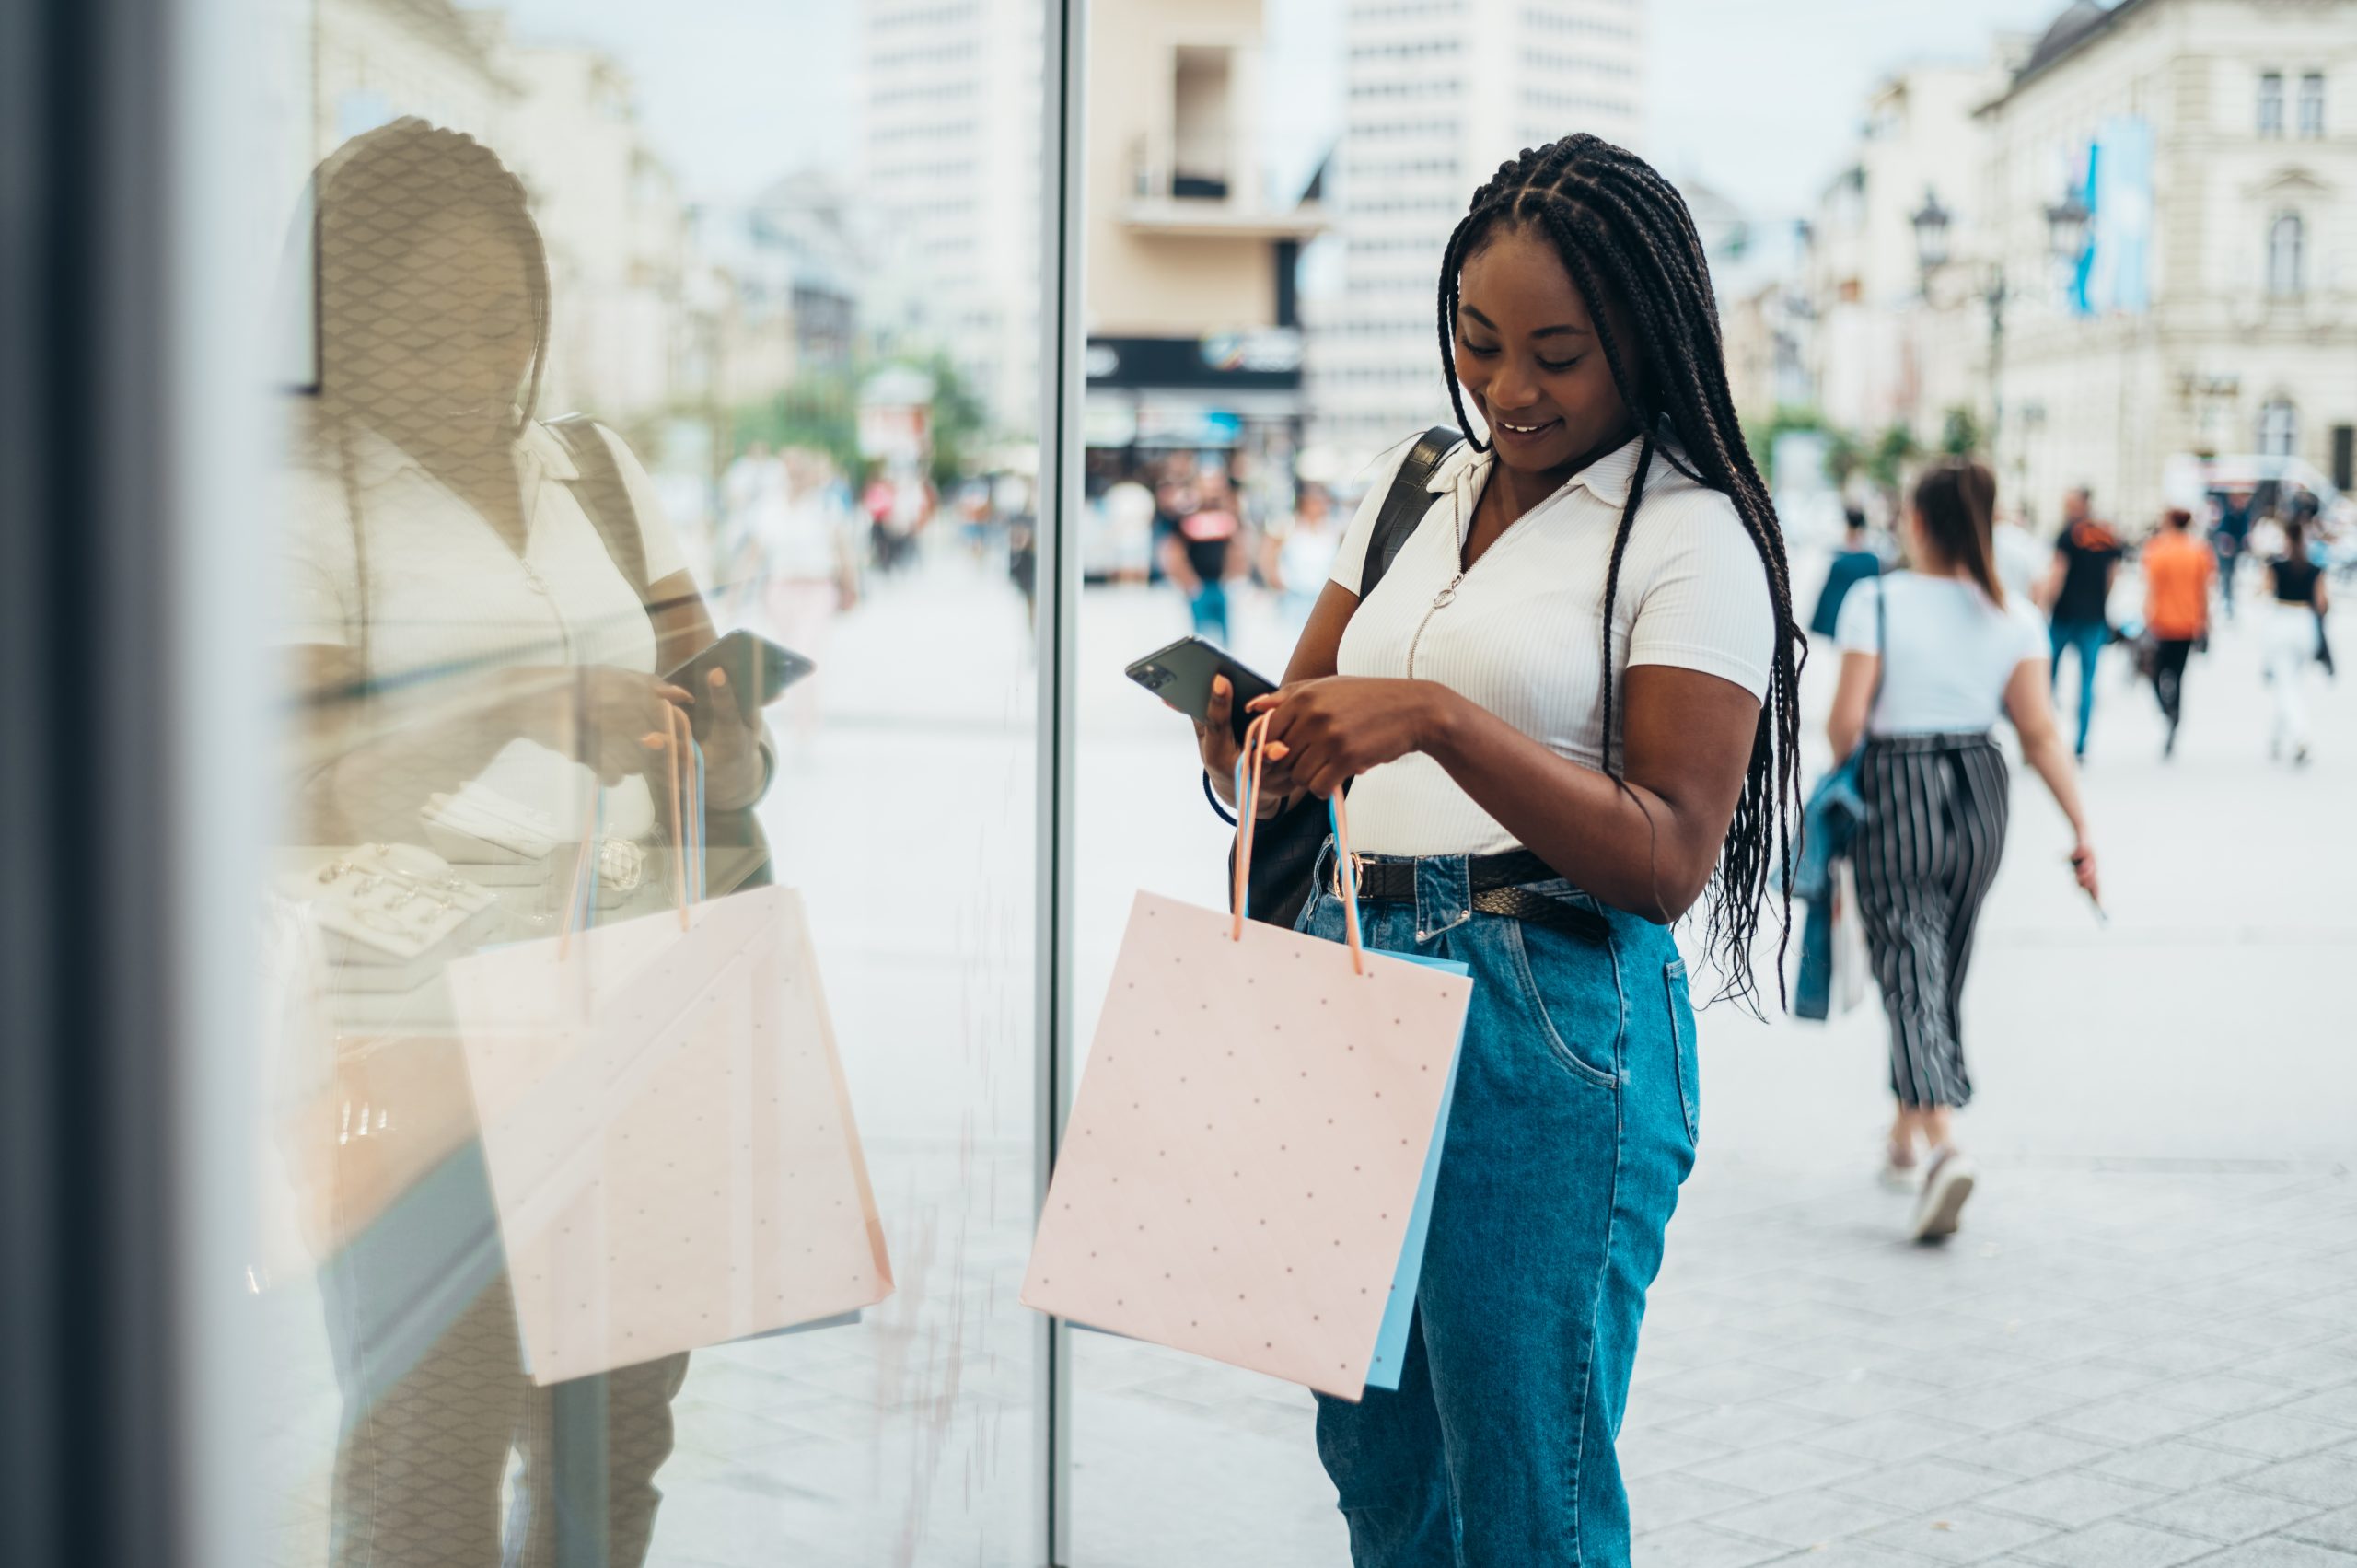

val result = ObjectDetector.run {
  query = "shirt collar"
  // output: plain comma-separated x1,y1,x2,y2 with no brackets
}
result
1430,428,1656,509
336,410,575,492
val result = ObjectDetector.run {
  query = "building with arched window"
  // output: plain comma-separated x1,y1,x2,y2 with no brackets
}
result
1977,0,2357,530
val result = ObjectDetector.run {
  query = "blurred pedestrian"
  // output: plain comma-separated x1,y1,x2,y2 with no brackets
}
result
1992,502,2043,606
1161,473,1246,643
2262,513,2331,766
2038,486,2121,758
1808,506,1881,641
1265,481,1342,635
2212,487,2252,621
2141,506,2214,758
1829,459,2099,1241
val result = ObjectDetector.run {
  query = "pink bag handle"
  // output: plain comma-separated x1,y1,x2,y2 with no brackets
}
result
558,701,701,958
1230,714,1364,975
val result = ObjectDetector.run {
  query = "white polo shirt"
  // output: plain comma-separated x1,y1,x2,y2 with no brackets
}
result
1330,431,1776,857
279,412,690,840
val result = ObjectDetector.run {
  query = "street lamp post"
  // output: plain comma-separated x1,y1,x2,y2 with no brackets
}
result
1912,184,2094,485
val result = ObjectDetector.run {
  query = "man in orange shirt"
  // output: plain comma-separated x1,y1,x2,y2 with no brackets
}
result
2142,507,2215,757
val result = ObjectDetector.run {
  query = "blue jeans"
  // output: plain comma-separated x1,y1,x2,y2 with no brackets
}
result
1188,580,1230,643
1297,851,1700,1565
2048,618,2107,755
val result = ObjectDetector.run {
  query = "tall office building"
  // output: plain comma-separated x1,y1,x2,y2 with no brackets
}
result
859,0,1045,437
1308,0,1645,473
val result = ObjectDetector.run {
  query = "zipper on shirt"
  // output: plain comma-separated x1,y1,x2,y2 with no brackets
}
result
1404,571,1463,678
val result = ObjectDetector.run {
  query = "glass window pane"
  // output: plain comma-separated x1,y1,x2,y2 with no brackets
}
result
244,4,1051,1563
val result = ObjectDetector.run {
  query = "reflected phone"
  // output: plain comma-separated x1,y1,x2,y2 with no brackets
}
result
665,631,814,727
1125,635,1277,743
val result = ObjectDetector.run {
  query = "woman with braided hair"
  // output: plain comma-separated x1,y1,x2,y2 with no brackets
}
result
1189,133,1799,1562
276,120,772,1565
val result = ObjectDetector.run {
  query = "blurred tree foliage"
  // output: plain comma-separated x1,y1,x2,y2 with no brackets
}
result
1866,423,1921,494
720,352,989,488
1939,404,1983,458
1744,403,1831,486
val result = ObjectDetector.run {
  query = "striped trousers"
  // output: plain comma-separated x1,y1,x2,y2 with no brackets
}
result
1852,732,2009,1109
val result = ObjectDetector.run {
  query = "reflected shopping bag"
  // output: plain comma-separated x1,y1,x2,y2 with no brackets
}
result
1023,722,1473,1400
447,709,891,1383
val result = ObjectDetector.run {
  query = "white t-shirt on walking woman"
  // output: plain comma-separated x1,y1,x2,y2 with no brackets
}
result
1835,571,2047,738
1329,431,1776,857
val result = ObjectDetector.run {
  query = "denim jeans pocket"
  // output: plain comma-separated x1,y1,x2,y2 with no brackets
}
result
1664,958,1701,1145
1501,916,1620,1090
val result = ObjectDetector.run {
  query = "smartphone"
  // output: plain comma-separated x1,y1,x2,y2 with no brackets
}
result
665,631,815,726
1125,635,1277,743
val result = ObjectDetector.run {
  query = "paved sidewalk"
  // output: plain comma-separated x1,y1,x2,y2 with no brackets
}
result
1622,1159,2357,1567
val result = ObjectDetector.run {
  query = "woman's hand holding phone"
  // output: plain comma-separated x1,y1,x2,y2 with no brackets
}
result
679,664,767,807
1191,676,1298,816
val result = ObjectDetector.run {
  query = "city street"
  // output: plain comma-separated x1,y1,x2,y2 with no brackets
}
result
252,541,2357,1567
674,542,2355,1566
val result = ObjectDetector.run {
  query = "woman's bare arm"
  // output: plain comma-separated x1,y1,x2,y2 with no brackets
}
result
1826,648,1879,759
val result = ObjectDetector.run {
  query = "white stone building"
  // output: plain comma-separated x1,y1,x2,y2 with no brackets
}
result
1983,0,2357,530
1306,0,1645,478
858,0,1046,438
1804,48,2026,448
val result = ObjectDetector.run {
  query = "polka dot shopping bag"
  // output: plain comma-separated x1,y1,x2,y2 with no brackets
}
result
1023,719,1472,1400
449,708,892,1383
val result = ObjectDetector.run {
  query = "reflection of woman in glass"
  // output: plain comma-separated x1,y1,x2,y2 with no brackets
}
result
1191,134,1802,1560
280,119,764,1566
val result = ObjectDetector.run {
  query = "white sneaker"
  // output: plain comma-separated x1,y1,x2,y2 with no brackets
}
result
1879,1137,1919,1191
1910,1149,1977,1242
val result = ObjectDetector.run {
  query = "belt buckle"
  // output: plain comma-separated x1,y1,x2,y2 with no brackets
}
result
1329,849,1365,901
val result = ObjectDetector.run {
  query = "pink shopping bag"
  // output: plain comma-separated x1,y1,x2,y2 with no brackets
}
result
448,706,892,1383
1023,721,1473,1399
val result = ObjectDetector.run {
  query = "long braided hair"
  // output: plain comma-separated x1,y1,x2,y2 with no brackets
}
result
1434,133,1804,1008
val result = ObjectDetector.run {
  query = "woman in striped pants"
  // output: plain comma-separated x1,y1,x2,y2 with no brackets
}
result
1827,461,2100,1240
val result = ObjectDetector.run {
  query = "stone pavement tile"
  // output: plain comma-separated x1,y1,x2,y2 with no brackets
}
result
2087,1438,2270,1490
1892,1346,2067,1393
1625,1469,1763,1530
1643,1359,1820,1408
2128,1483,2325,1544
1936,1426,2119,1478
2286,1504,2357,1552
1830,1456,2017,1514
2039,1392,2222,1446
2012,1519,2212,1568
2155,1374,2309,1419
2016,1360,2157,1403
1750,1333,1926,1382
2275,1387,2357,1431
1618,1420,1739,1481
1662,1399,1847,1454
2237,1446,2357,1509
1629,1522,1791,1568
1980,1471,2169,1529
1858,1504,2059,1563
1759,1543,1945,1568
1781,1372,1955,1423
1690,1440,1876,1497
2179,1540,2357,1567
1808,1413,1986,1464
1702,1487,1909,1550
2198,1411,2357,1461
1920,1377,2098,1434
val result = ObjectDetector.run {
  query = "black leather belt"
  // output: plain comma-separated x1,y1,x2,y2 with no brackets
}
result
1341,849,1610,943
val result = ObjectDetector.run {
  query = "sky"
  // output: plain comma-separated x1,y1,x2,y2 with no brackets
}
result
495,0,2073,219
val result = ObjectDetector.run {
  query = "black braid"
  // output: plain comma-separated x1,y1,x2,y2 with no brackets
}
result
1434,134,1805,1012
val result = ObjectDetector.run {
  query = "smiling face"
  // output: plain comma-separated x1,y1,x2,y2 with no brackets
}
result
1453,223,1641,477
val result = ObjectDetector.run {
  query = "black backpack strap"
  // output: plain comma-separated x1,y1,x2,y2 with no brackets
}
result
1357,425,1463,598
547,412,651,601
